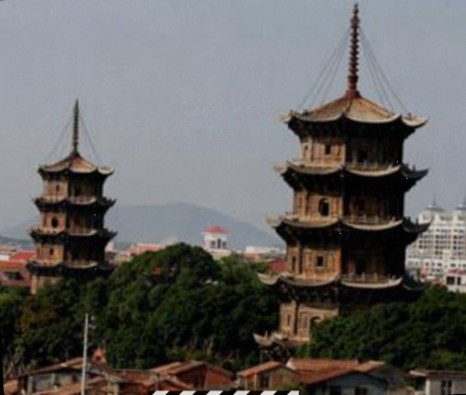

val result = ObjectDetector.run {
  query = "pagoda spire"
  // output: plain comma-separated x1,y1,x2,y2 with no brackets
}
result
72,99,80,154
346,3,360,98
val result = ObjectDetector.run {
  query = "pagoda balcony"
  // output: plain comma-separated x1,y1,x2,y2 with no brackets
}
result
29,226,63,235
68,196,115,205
345,161,396,171
341,273,399,284
66,260,100,268
344,215,398,226
283,213,399,226
34,195,66,203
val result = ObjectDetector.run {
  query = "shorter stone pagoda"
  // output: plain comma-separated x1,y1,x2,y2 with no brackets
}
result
27,101,116,294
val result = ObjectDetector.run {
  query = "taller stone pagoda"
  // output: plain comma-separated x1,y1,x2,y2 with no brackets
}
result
27,101,116,294
256,5,429,349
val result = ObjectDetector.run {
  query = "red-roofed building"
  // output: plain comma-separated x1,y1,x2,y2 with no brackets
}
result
10,250,36,263
151,360,233,390
202,226,231,258
269,259,287,272
0,260,31,288
237,361,299,390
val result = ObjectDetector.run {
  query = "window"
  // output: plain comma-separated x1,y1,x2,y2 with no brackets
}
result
355,199,366,214
324,144,332,155
74,187,82,197
329,386,341,395
303,145,309,161
446,277,455,285
5,272,24,281
441,380,452,395
51,217,59,228
310,316,321,328
259,374,270,389
287,315,292,327
319,199,330,217
356,261,366,275
49,248,54,256
55,184,60,193
357,148,369,163
316,256,325,268
457,277,462,285
355,387,368,395
292,256,297,272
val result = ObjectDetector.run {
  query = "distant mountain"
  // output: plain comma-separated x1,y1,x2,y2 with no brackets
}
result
0,202,282,249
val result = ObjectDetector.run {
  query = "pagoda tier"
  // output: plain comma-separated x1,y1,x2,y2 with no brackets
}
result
29,227,116,243
269,216,429,245
284,96,427,140
33,196,115,212
276,162,427,193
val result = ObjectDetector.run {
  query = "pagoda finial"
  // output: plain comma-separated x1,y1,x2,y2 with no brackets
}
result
346,3,360,98
72,99,80,154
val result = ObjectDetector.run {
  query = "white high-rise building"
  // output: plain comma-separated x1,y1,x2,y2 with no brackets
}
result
406,198,466,289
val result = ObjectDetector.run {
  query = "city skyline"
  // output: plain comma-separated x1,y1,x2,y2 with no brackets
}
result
0,0,462,232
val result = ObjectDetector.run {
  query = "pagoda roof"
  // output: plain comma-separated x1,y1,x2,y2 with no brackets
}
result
39,151,113,176
285,94,427,128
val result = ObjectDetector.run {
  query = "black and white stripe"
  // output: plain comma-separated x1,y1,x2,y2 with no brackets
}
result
150,391,299,395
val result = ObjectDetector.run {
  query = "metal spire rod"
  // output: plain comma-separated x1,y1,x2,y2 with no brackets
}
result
80,313,89,395
346,3,360,98
72,100,80,154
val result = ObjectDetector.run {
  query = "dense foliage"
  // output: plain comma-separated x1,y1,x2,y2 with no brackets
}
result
299,286,466,371
2,244,279,375
5,245,466,379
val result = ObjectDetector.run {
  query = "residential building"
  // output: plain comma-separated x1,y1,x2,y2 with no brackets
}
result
406,200,466,291
13,357,191,395
151,361,233,390
301,369,389,395
410,369,466,395
0,260,31,288
236,361,299,390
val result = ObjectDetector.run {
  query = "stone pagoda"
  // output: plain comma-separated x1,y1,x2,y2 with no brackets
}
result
27,101,116,294
256,5,429,350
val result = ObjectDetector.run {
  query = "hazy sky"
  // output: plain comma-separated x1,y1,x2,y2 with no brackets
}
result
0,0,463,232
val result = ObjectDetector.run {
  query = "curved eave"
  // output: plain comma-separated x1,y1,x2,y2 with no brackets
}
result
29,228,117,241
279,162,428,182
270,217,429,241
38,167,114,177
286,110,427,128
68,230,117,240
33,197,115,208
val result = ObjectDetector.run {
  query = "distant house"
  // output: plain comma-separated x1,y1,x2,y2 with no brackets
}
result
151,360,233,390
14,357,189,395
236,361,300,390
300,368,389,395
410,369,466,395
0,260,31,288
287,358,405,392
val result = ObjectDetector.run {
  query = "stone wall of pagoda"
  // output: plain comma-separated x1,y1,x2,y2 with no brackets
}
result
280,301,339,342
